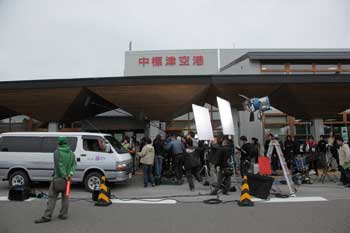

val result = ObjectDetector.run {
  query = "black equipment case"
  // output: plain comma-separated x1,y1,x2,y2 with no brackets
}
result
247,173,274,199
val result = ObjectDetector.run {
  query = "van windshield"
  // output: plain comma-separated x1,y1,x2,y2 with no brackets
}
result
104,136,128,154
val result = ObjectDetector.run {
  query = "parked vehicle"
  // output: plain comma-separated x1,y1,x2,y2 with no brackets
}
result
0,132,132,192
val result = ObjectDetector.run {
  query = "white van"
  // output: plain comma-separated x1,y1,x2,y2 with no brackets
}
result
0,132,132,192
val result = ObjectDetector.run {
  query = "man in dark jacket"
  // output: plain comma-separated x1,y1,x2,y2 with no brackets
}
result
251,137,260,164
318,135,327,167
210,138,233,195
318,135,327,153
184,139,202,191
284,135,295,169
153,134,164,184
165,135,185,184
35,136,76,223
237,136,252,178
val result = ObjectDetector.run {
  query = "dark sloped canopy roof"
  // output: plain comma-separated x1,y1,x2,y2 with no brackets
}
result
0,106,18,120
81,116,146,131
0,74,350,122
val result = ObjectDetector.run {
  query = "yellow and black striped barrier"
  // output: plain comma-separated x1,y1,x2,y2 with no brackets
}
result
95,176,112,207
238,175,254,207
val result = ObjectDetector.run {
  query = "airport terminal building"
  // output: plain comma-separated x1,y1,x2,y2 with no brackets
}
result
1,48,350,144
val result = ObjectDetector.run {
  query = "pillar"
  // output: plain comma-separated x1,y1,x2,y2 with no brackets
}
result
48,122,59,132
311,119,324,140
231,108,240,146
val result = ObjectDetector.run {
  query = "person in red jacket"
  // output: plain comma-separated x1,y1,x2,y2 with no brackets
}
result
305,136,319,176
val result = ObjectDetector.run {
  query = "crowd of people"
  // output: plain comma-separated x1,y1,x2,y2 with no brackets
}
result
121,133,236,193
262,132,350,186
120,131,350,192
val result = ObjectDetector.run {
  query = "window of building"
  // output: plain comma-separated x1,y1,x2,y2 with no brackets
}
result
316,64,338,73
264,127,288,141
261,64,285,73
0,136,42,152
260,63,350,74
168,103,221,135
331,126,342,136
294,123,311,141
341,64,350,72
212,111,221,120
324,126,332,136
324,114,344,123
264,115,288,124
189,122,196,130
289,64,313,72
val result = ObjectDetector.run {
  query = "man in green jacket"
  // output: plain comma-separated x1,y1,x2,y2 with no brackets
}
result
35,136,76,223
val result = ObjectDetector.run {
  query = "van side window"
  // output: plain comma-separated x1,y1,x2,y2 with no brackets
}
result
41,137,78,153
83,138,106,152
0,136,42,152
105,136,128,154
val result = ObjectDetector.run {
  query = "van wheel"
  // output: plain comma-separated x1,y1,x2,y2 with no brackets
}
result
84,172,102,192
9,170,30,187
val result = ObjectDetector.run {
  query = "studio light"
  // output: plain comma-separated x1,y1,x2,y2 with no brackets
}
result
239,94,271,121
192,104,214,141
217,97,235,136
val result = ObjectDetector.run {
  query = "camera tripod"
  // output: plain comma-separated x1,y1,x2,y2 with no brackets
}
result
199,148,210,186
319,153,338,184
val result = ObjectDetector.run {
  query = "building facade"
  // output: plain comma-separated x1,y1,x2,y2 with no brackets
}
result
1,48,350,145
123,48,350,143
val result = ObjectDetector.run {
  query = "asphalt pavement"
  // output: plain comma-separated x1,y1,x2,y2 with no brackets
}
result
1,175,350,233
1,198,350,233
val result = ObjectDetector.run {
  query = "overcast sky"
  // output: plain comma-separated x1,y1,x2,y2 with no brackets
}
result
0,0,349,81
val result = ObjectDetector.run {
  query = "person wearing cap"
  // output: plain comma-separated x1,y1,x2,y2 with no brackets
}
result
237,136,252,178
35,136,76,224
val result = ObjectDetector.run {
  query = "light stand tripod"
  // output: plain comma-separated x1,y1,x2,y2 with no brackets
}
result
319,149,338,183
199,146,211,186
267,140,297,196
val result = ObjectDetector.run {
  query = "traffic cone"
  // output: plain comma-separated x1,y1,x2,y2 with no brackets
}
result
237,175,254,207
95,176,112,207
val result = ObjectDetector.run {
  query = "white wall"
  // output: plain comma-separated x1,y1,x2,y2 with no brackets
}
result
238,111,264,146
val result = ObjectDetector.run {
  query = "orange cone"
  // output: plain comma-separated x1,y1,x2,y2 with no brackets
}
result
238,175,254,207
95,176,112,207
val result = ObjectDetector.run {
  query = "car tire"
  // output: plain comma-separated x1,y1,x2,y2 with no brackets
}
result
9,170,30,187
84,172,103,192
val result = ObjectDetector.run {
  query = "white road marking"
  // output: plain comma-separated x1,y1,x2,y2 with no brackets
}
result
111,198,177,204
252,196,328,203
